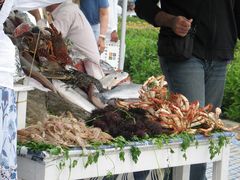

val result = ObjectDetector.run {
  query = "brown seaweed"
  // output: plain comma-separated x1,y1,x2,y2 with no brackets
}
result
89,105,168,140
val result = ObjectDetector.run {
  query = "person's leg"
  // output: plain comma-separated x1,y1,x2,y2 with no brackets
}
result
102,175,118,180
159,56,205,106
204,60,228,108
159,56,207,180
133,170,150,180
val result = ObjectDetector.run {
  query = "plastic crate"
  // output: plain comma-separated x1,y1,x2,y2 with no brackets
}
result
100,40,120,70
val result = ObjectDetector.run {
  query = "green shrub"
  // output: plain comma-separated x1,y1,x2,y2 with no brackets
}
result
123,17,161,84
222,41,240,122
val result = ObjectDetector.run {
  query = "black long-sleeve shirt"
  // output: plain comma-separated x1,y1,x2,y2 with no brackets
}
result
135,0,240,61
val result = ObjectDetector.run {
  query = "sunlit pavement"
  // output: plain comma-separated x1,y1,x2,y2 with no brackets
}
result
206,138,240,180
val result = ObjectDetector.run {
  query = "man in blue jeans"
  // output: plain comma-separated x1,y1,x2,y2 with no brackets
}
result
80,0,109,54
135,0,240,180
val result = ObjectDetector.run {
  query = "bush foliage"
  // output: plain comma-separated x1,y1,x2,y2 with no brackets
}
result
222,42,240,122
124,17,161,84
124,17,240,122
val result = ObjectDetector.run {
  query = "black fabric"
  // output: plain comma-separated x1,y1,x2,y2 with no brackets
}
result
135,0,239,61
157,29,195,61
234,0,240,39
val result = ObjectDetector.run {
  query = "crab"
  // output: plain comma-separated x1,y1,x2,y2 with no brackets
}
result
19,23,72,67
197,107,239,136
116,75,239,136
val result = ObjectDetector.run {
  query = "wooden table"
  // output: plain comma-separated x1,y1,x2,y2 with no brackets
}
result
17,132,233,180
14,84,34,130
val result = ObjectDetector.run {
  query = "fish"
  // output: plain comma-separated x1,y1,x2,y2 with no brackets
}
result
101,83,142,101
99,71,129,90
22,67,56,92
100,60,115,75
88,83,107,109
88,83,142,106
62,69,105,93
52,80,96,113
83,60,105,80
19,52,40,72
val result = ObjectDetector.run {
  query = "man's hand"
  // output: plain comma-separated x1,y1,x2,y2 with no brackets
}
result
98,37,105,54
111,30,118,42
171,16,193,37
154,11,193,37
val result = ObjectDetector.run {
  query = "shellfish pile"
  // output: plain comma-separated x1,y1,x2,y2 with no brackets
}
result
18,112,113,147
116,76,239,136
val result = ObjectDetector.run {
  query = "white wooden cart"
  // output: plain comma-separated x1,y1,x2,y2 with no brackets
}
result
14,84,34,130
17,133,233,180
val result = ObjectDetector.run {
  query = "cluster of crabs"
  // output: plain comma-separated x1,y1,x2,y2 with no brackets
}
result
116,76,239,136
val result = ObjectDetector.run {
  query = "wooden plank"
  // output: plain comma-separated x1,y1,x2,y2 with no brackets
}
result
18,141,228,180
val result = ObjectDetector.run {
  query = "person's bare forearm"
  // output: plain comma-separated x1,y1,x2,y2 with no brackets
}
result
154,11,193,37
99,8,108,36
154,11,176,28
29,9,42,22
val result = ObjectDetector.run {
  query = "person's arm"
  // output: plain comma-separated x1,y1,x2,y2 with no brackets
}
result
28,9,42,22
234,0,240,39
109,0,118,42
28,9,48,29
13,0,65,11
135,0,192,37
52,11,74,38
98,7,109,53
135,0,161,26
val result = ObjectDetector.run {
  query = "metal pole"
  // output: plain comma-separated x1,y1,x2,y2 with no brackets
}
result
119,0,128,70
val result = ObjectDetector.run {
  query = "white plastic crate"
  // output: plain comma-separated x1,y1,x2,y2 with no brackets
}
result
100,40,120,70
14,84,34,130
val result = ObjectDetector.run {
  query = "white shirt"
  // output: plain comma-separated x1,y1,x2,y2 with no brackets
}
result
107,0,118,37
0,0,65,89
52,0,100,65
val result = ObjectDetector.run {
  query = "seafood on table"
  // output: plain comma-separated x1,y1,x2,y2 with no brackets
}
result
52,79,97,113
100,71,130,90
100,83,142,102
18,112,113,147
89,105,168,139
89,83,142,105
6,12,239,141
116,75,239,136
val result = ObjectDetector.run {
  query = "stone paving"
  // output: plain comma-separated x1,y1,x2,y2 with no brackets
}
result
206,119,240,180
206,138,240,180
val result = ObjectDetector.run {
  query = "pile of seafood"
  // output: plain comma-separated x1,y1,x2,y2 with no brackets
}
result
6,12,238,147
116,76,239,136
17,112,113,147
4,11,131,113
89,106,167,140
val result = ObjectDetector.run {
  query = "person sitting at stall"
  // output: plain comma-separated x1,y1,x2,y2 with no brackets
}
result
29,0,105,80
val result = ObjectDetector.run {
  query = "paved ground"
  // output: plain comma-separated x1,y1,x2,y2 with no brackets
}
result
206,120,240,180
